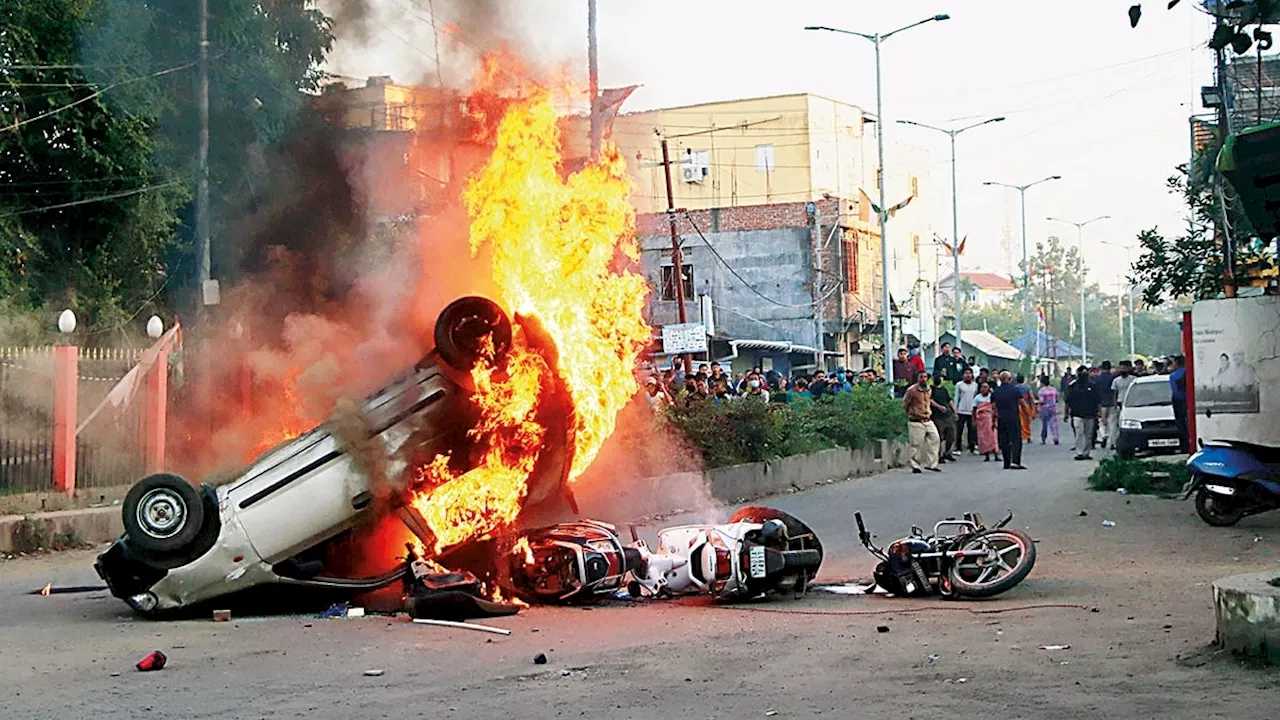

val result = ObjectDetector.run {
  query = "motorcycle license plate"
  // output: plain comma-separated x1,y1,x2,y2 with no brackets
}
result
748,546,767,579
1149,439,1179,448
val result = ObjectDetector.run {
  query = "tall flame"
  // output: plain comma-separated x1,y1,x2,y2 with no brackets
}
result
408,86,650,553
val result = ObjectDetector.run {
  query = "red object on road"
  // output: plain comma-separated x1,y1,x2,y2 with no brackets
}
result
136,650,167,672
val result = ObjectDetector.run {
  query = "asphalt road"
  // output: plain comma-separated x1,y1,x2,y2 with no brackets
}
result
2,442,1278,719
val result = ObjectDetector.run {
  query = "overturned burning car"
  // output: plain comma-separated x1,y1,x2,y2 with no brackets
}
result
95,297,579,615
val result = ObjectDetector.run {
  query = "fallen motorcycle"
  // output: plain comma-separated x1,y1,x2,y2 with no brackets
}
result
490,506,823,604
855,510,1035,599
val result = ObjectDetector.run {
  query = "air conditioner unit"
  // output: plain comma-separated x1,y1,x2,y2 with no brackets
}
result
681,165,704,183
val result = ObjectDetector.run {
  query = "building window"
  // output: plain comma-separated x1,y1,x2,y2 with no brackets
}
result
842,239,857,293
661,264,694,302
755,144,775,172
909,175,919,197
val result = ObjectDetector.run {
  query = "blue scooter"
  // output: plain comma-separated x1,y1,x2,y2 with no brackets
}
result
1184,441,1280,526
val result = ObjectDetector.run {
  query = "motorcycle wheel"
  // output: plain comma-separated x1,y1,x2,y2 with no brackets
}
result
947,528,1036,599
1194,487,1245,527
727,506,823,562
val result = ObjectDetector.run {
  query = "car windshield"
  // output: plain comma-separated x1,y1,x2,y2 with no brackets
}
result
1125,381,1171,407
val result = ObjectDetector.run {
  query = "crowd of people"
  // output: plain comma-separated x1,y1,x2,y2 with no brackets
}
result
641,341,1192,476
899,352,1192,474
641,360,891,410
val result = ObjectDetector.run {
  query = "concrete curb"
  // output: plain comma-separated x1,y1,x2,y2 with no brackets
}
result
0,506,123,554
1213,571,1280,664
576,440,909,524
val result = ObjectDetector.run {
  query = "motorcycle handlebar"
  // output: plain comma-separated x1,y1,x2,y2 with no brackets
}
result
855,512,866,537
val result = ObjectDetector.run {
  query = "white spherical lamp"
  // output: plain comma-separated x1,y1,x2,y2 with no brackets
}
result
57,309,77,334
146,315,164,339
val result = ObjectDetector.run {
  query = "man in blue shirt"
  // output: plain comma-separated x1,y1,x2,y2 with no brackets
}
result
1169,355,1189,453
992,371,1026,470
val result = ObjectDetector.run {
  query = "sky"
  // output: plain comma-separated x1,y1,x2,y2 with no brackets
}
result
321,0,1221,296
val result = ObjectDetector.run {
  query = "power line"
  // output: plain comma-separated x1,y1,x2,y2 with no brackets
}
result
681,210,841,309
1,62,195,134
0,181,184,219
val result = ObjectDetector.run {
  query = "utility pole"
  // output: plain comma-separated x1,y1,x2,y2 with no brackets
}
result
196,0,211,307
587,0,600,160
660,138,692,375
811,204,824,370
982,175,1061,324
899,115,1006,356
1048,215,1110,363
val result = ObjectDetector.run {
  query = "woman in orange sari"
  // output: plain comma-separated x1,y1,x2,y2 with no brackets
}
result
973,381,1000,461
1016,374,1036,442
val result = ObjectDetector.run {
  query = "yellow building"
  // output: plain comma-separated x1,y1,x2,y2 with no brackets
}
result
563,92,938,351
314,76,453,132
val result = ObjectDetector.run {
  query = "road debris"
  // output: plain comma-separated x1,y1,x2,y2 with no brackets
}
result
363,669,385,677
135,650,167,672
927,654,939,662
1101,520,1116,528
1115,488,1128,495
1038,644,1071,651
411,618,512,635
347,607,366,618
1078,510,1088,517
212,609,231,623
319,602,350,619
876,625,891,633
533,653,548,665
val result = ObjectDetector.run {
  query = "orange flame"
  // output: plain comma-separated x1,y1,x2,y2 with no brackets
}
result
407,80,650,553
40,582,51,596
512,536,535,566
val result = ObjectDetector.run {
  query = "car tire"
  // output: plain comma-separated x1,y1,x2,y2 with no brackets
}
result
123,473,205,556
435,296,512,371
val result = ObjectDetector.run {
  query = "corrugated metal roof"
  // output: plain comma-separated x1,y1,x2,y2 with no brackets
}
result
942,329,1023,361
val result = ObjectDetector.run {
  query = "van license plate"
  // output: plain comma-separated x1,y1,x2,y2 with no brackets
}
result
749,546,767,578
1149,439,1179,448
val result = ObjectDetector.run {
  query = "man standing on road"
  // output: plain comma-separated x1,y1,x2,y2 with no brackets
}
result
1095,361,1115,449
950,346,970,382
992,371,1026,470
1108,360,1135,450
903,371,941,474
1066,366,1100,461
930,374,957,463
953,367,978,455
893,348,912,398
933,343,956,386
1169,355,1190,453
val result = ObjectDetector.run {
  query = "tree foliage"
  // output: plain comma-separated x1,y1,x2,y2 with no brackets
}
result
1130,1,1280,54
1132,152,1274,306
0,0,333,341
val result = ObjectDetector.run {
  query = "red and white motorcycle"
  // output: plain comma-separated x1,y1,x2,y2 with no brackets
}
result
490,506,824,604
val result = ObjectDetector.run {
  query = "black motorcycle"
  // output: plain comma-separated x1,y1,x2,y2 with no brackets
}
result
855,511,1036,599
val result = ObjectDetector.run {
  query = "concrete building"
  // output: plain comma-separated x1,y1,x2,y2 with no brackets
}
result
1225,52,1280,131
565,93,937,372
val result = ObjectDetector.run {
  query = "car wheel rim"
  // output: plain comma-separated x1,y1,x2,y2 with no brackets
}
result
136,489,186,539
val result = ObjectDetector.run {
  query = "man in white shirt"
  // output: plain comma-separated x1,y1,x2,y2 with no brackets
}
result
952,367,979,455
1108,360,1135,450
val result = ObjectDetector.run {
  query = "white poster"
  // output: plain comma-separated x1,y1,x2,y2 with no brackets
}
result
662,323,707,355
1192,296,1280,445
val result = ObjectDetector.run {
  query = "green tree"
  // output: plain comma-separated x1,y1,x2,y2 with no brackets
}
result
0,0,333,340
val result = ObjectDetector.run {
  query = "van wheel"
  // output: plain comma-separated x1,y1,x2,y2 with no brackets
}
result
123,474,205,555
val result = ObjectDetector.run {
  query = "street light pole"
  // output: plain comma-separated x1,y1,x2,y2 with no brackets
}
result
982,175,1062,315
805,15,950,394
898,115,1004,356
1102,240,1138,361
1047,215,1111,363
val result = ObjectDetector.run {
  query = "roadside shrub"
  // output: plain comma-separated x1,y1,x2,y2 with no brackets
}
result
10,517,50,553
666,386,907,469
1088,455,1189,496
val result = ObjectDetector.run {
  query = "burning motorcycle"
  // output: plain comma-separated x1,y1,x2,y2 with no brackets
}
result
855,510,1035,599
491,506,824,604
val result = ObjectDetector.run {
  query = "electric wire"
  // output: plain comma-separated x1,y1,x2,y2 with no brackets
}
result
681,210,842,309
1,62,196,134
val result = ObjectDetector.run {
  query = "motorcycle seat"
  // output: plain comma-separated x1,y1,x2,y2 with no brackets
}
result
1222,441,1280,466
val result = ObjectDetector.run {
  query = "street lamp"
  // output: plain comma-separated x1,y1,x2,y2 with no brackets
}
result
1101,240,1138,362
1047,215,1111,362
805,14,950,393
898,115,1005,354
982,175,1062,305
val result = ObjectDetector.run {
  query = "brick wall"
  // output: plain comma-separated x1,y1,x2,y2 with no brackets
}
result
636,197,847,237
